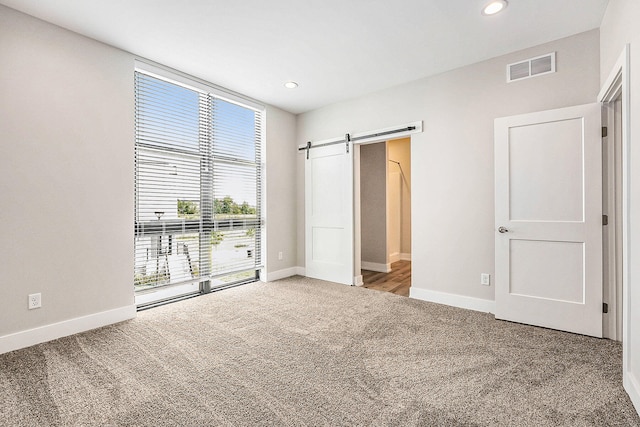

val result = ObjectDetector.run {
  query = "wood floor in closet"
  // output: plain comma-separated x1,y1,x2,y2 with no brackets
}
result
362,260,411,297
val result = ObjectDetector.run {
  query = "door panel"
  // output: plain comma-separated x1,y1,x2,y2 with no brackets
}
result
495,103,602,337
509,119,584,221
509,240,584,303
312,155,345,215
305,142,354,285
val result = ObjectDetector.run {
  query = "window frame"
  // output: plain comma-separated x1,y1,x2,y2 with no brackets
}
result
134,61,265,307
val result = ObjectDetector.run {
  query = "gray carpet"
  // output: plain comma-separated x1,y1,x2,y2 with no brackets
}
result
1,276,639,426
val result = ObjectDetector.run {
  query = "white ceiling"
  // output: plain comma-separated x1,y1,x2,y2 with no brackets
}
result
0,0,609,114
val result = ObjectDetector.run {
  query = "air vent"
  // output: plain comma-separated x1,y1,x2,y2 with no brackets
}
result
507,52,556,83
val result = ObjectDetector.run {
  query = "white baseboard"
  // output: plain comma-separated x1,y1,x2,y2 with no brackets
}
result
410,288,495,314
361,261,391,273
262,267,298,282
625,370,640,416
389,252,400,263
400,253,412,261
0,305,137,355
293,266,363,287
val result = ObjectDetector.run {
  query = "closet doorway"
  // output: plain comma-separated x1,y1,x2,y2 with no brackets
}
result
359,137,411,296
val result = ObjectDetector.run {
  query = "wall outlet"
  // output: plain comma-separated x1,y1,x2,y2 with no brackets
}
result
28,293,42,309
278,251,283,261
480,273,491,286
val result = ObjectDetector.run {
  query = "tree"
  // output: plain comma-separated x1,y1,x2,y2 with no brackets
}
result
214,196,235,214
211,231,224,247
177,200,199,219
213,196,256,216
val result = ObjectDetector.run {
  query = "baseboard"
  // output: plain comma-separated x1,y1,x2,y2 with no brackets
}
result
410,288,495,314
361,261,391,273
389,252,400,263
293,267,363,286
262,267,298,282
625,369,640,416
400,253,412,261
0,305,137,355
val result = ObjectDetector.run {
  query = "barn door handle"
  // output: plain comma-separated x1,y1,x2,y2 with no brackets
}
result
498,226,509,233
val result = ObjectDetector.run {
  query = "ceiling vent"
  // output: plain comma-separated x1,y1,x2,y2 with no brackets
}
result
507,52,556,83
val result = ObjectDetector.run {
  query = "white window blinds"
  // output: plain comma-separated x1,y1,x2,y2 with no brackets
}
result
134,70,262,301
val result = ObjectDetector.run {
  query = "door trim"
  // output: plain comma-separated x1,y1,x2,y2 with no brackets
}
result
354,122,421,286
601,98,623,341
598,44,638,415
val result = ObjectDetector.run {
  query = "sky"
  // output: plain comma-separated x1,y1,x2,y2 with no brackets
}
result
136,72,259,221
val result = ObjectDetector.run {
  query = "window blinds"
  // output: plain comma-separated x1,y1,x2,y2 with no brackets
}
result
134,70,262,299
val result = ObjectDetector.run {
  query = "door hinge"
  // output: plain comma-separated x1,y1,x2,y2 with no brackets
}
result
603,302,609,314
602,126,608,138
603,214,609,226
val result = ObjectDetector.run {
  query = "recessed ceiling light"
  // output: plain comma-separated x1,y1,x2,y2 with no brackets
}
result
482,0,508,15
284,81,299,89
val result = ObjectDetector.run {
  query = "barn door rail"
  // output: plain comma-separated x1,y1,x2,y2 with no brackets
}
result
298,121,422,159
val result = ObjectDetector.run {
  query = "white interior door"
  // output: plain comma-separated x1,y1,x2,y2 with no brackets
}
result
305,140,354,285
494,103,602,337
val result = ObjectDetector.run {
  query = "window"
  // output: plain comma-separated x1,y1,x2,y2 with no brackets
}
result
134,66,262,306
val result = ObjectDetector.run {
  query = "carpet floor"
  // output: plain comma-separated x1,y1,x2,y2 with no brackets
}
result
1,276,639,426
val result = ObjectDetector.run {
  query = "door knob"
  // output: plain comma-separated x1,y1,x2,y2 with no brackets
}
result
498,226,509,233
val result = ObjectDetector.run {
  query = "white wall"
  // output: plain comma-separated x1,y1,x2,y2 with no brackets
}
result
0,5,297,352
600,0,640,414
297,29,600,305
264,106,298,280
0,5,136,346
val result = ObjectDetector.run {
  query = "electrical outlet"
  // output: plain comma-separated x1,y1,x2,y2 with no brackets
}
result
278,251,283,261
28,293,41,309
480,274,490,286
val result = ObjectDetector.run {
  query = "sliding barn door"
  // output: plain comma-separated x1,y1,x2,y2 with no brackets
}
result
305,141,354,285
494,103,603,337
